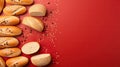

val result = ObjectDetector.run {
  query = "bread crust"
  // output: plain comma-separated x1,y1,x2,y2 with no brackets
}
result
0,0,4,13
0,57,5,67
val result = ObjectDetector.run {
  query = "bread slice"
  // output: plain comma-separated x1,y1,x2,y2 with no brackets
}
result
21,42,40,54
31,54,51,67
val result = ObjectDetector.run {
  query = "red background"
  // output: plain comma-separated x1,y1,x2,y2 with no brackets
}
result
56,0,120,67
2,0,120,67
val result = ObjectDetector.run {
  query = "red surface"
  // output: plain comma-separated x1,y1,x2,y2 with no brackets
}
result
56,0,120,67
2,0,120,67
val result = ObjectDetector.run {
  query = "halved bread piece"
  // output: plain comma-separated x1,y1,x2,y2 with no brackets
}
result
22,17,44,32
31,54,51,67
21,42,40,54
29,4,46,16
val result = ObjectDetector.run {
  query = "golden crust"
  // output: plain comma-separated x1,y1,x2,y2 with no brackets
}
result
0,57,5,67
0,0,4,13
6,0,33,5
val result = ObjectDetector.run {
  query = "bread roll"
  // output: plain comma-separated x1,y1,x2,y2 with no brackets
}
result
22,17,44,32
0,57,5,67
0,26,22,36
31,54,51,67
22,42,40,54
0,0,4,13
3,5,26,16
29,4,46,16
6,0,33,5
0,48,21,57
0,16,19,25
6,56,29,67
0,37,19,48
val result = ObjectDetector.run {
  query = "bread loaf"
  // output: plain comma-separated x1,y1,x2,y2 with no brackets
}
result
0,37,19,48
6,0,33,5
3,5,26,16
6,56,29,67
0,26,22,36
0,16,19,25
0,48,21,57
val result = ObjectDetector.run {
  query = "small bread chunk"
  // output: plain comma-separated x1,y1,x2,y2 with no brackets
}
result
0,16,20,26
6,56,29,67
22,42,40,55
0,0,4,13
6,0,33,5
3,5,26,16
0,57,5,67
31,54,51,67
22,17,44,32
29,4,46,16
0,48,21,57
